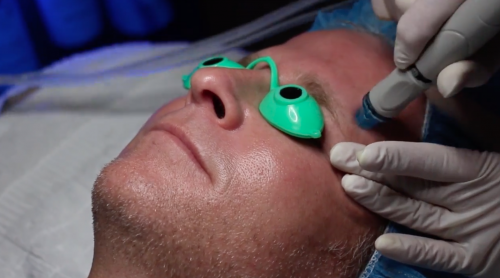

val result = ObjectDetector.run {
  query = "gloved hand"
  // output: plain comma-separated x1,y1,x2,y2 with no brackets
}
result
371,0,500,98
330,141,500,277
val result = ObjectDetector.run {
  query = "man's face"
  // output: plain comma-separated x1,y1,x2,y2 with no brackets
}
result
90,30,424,277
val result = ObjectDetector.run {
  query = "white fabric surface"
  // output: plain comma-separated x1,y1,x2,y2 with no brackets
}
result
0,42,246,278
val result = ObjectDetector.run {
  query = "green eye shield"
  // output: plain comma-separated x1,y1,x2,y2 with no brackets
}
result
182,56,324,139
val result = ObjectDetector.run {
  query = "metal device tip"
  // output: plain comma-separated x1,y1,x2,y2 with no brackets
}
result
355,93,389,130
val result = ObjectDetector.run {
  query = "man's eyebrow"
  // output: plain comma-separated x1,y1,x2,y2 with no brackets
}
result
296,73,338,120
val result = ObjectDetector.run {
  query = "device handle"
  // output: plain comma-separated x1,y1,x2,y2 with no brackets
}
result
416,0,500,81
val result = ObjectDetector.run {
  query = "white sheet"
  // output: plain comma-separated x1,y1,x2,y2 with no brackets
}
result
0,42,246,278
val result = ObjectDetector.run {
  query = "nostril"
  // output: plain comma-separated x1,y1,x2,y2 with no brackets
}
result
211,93,225,119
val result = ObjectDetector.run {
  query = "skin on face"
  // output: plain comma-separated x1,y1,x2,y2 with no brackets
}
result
89,29,426,278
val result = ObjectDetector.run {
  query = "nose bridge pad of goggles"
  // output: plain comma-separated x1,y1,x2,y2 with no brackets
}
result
182,56,245,89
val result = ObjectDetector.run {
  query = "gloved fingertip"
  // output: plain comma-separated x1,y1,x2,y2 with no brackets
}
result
437,61,491,98
329,144,340,162
443,83,462,99
375,235,407,260
394,43,413,70
329,143,365,167
355,150,364,162
356,145,383,171
394,59,410,70
371,0,392,20
375,235,398,250
438,75,464,98
341,174,367,194
463,65,493,89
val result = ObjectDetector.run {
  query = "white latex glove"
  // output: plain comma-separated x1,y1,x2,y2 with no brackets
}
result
371,0,500,98
330,141,500,277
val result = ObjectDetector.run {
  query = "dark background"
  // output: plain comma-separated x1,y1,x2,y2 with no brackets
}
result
15,0,311,68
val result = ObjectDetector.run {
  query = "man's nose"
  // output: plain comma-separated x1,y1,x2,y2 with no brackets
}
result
189,68,245,130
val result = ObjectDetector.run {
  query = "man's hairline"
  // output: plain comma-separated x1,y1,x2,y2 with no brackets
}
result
235,26,383,126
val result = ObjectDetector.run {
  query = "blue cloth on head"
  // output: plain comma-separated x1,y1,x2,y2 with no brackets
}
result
309,0,397,44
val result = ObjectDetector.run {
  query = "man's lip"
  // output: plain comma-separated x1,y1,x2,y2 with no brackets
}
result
151,123,209,176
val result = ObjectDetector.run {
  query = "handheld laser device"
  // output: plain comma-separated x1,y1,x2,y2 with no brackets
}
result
356,0,500,129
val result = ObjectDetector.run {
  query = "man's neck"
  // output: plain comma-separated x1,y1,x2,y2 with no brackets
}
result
88,252,153,278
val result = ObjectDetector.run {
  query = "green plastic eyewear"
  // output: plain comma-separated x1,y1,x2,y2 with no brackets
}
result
182,56,324,139
182,56,245,89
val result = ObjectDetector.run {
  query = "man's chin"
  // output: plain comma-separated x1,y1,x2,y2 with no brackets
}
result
89,159,186,278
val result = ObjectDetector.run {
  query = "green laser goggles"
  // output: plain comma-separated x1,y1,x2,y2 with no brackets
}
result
182,56,324,139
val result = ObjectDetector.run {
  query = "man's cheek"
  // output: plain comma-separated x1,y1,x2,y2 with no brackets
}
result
321,113,349,153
